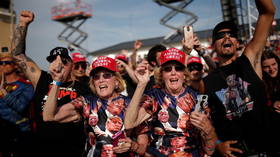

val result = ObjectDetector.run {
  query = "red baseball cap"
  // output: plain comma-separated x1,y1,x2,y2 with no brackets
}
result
71,52,87,63
115,54,128,63
187,56,202,65
160,48,186,66
91,56,118,74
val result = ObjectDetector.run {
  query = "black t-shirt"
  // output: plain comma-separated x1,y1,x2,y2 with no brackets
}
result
204,55,269,152
32,71,90,157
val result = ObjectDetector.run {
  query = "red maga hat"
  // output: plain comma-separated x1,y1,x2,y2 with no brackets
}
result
91,56,118,72
187,56,202,65
115,54,128,63
160,48,186,66
71,52,87,63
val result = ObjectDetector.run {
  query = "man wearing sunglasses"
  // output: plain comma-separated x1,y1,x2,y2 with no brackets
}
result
0,52,34,157
11,10,90,157
203,0,276,156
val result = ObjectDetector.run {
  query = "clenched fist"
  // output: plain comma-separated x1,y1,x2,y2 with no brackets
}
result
19,10,34,26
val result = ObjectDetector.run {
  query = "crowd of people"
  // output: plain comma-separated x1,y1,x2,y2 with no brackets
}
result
0,0,279,157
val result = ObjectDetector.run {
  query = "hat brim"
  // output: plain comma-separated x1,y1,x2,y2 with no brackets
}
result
73,60,87,64
161,60,185,67
89,67,115,76
46,55,72,63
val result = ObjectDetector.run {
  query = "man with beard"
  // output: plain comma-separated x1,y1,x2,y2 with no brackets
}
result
203,0,276,156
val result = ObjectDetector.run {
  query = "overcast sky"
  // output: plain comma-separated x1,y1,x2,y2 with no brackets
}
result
13,0,280,70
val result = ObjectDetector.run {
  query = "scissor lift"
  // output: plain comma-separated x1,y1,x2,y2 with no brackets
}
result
154,0,198,44
51,0,92,53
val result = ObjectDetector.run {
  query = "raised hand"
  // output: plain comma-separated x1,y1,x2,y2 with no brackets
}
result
134,60,150,85
113,137,132,154
134,40,143,51
193,34,203,52
48,56,65,82
19,10,34,26
182,26,194,55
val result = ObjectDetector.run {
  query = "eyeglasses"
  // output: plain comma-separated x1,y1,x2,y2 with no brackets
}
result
49,56,70,65
92,72,113,80
162,65,185,72
215,31,237,40
0,61,14,66
74,62,87,70
187,63,203,72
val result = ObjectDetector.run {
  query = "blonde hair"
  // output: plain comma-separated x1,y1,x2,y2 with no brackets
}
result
89,72,126,95
154,66,190,88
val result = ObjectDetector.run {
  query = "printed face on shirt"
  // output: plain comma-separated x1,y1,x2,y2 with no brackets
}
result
107,99,125,115
262,58,278,78
213,28,239,59
162,62,185,95
89,113,98,126
101,144,115,157
92,70,117,99
106,116,123,134
158,109,169,123
170,136,187,148
177,114,189,130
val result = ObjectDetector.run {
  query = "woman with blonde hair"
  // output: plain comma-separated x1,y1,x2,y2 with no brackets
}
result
125,48,217,157
43,56,149,157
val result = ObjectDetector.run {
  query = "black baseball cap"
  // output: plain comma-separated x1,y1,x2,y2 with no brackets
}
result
46,47,72,62
212,21,238,43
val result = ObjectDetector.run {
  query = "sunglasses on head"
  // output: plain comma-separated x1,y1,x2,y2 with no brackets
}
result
49,55,70,65
162,65,185,72
215,31,237,40
74,62,87,70
187,63,203,72
0,61,14,66
92,72,113,80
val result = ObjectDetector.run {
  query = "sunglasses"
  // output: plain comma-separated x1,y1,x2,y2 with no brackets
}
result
215,31,237,40
187,63,203,72
74,62,87,70
92,72,113,80
0,61,14,66
162,65,185,72
49,56,70,65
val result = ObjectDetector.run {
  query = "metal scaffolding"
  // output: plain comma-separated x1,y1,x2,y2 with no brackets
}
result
51,0,92,53
245,0,258,39
220,0,258,41
153,0,198,45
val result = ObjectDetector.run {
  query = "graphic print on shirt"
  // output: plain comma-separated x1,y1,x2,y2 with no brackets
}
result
41,84,78,111
215,74,253,119
142,88,205,156
83,95,129,157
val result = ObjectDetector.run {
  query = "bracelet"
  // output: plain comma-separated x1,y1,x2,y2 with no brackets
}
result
52,80,62,86
215,140,222,145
